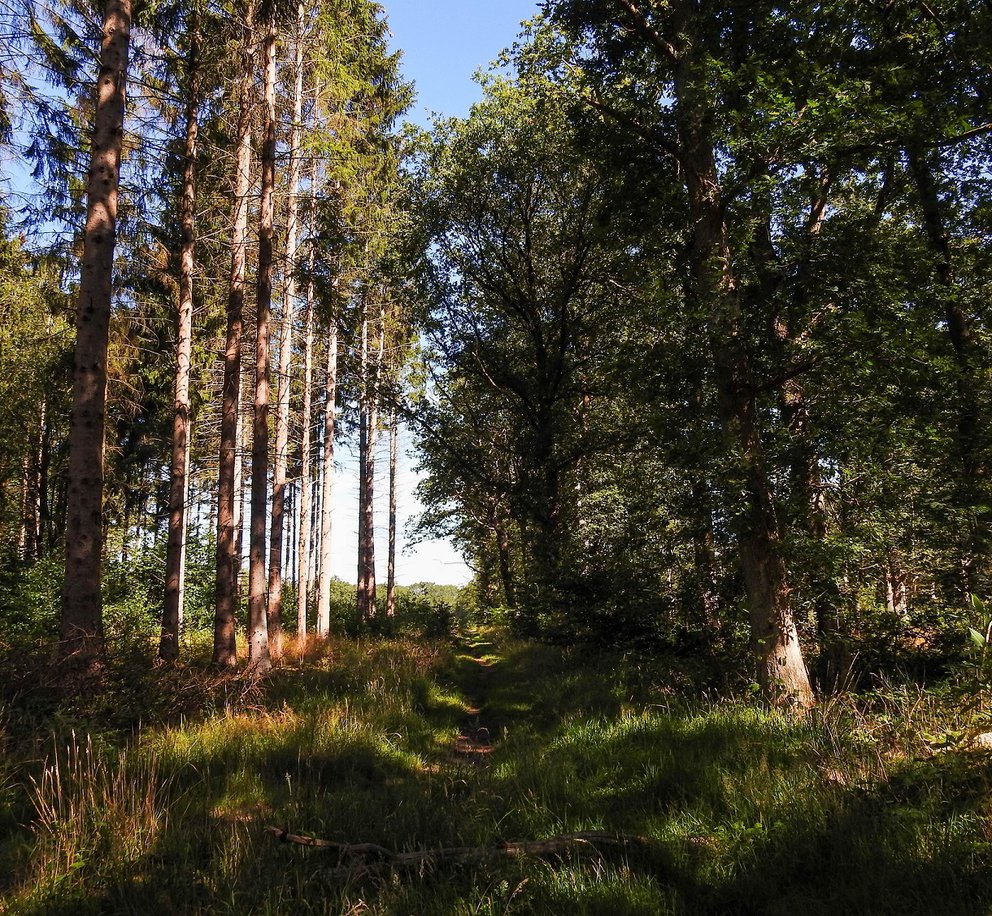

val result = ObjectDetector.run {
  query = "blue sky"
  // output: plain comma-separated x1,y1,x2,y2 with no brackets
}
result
386,0,541,127
324,0,542,587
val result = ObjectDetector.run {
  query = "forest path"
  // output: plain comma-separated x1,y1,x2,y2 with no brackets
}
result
448,631,501,765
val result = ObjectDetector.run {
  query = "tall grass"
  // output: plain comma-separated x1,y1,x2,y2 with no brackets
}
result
25,735,170,897
0,632,990,914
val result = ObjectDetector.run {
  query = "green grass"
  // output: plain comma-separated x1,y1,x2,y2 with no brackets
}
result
0,630,991,914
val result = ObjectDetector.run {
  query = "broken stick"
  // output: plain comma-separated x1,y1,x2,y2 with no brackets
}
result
265,826,651,870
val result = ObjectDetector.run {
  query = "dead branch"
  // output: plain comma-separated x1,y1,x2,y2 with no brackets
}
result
265,826,651,871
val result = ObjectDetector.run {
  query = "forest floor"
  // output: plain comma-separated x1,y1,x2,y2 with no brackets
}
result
1,628,992,914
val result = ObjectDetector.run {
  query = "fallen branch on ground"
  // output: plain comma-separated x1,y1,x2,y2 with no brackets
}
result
265,826,651,870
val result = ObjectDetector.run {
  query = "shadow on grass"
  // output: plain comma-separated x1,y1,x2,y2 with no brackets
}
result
4,635,992,915
469,640,992,916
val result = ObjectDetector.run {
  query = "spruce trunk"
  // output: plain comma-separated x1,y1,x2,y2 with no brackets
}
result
161,70,198,662
386,416,397,617
213,21,254,667
248,14,278,672
60,0,132,665
296,198,316,637
266,3,306,656
357,309,380,621
316,326,337,634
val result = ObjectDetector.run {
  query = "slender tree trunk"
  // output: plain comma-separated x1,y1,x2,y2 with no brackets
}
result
266,4,306,657
357,307,382,621
38,413,51,555
296,200,316,637
18,393,45,564
213,19,254,667
308,425,319,604
230,381,247,627
178,441,192,621
161,59,199,662
120,494,131,565
288,482,297,588
248,13,278,672
234,380,245,589
386,415,397,618
674,53,813,708
60,0,132,665
316,325,337,633
18,455,29,560
357,313,369,621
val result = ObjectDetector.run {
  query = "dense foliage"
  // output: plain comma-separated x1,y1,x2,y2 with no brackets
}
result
412,1,992,699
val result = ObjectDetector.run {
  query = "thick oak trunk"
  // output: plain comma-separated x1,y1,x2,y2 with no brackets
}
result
908,148,981,601
674,54,813,709
60,0,132,665
771,312,843,688
495,515,516,609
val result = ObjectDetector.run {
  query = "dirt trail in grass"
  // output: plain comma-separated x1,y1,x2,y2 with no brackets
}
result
450,633,500,765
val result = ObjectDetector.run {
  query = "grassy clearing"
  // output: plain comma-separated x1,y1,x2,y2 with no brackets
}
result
0,631,991,914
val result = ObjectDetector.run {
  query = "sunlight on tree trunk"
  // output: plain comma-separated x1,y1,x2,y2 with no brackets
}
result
162,48,199,663
60,0,132,666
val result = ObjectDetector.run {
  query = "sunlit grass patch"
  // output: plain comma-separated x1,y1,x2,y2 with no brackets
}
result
2,632,992,914
10,735,171,911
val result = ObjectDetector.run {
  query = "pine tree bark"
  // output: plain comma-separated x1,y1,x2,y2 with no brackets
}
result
316,325,337,634
234,381,246,593
161,55,199,662
248,13,278,673
266,3,306,657
60,0,132,665
213,17,254,668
